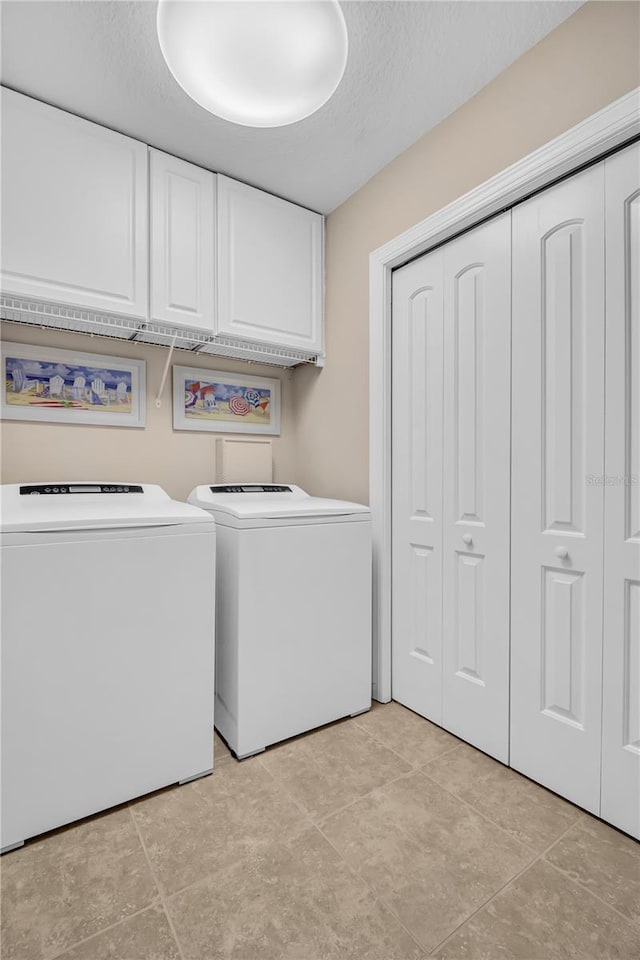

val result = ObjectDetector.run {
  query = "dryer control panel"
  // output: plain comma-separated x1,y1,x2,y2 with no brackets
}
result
209,484,292,494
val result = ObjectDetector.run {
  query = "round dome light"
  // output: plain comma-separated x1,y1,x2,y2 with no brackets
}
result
157,0,348,128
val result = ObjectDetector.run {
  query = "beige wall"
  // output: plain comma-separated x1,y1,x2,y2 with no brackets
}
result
293,1,640,505
0,323,297,502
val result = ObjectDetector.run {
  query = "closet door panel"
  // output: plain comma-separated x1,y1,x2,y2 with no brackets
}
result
391,251,444,722
510,164,605,813
442,213,512,763
601,142,640,839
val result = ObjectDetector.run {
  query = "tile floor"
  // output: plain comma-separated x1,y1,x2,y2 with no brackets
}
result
2,701,639,960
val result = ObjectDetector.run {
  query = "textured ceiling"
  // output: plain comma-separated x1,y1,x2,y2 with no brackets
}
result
0,1,582,213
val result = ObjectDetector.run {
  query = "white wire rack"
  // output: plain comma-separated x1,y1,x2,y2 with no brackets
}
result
0,295,320,368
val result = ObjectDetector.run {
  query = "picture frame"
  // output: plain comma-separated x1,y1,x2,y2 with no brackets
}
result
173,365,281,435
1,342,146,428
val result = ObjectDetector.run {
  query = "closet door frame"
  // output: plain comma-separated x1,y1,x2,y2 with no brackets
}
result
369,88,640,702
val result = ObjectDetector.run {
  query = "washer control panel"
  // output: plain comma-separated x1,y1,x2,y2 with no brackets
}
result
20,484,144,496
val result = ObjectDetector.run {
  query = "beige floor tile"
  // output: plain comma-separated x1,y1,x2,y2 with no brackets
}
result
321,769,532,953
167,827,423,960
262,715,370,762
433,859,640,959
0,809,158,960
214,730,233,765
130,759,309,896
262,721,412,820
425,742,581,851
54,905,180,960
354,701,460,766
544,816,640,923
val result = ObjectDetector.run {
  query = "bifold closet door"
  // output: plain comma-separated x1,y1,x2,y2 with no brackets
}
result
510,164,605,814
441,213,512,763
391,249,445,723
391,214,511,759
601,142,640,839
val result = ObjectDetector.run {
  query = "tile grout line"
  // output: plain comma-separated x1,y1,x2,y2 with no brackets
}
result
351,713,465,769
128,754,422,908
258,714,465,831
127,804,186,960
255,754,318,827
541,850,640,930
308,758,569,958
145,758,319,905
260,716,551,860
258,730,467,957
264,748,429,831
264,715,568,959
421,756,640,930
419,765,570,858
311,765,422,829
256,722,424,829
418,744,590,815
426,815,588,958
47,903,164,960
309,820,427,959
133,753,426,947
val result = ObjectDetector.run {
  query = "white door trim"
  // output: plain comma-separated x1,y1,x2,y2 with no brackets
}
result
369,86,640,702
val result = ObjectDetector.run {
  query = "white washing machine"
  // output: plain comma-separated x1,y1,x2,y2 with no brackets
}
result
0,482,216,853
187,483,372,758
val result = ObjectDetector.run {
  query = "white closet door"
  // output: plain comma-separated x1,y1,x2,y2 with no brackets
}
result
442,213,512,763
601,143,640,839
510,165,605,814
391,250,445,722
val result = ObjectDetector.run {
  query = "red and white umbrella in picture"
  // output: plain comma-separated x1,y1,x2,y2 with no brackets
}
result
229,394,250,416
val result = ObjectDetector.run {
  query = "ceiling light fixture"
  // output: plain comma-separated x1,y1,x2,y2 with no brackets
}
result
156,0,348,128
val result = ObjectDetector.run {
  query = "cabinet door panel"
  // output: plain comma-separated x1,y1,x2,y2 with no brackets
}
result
150,150,215,332
217,176,323,352
442,213,512,763
601,142,640,839
391,251,444,722
510,165,605,814
0,88,147,317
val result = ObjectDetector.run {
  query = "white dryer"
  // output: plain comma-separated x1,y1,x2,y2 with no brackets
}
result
0,482,216,853
187,483,372,758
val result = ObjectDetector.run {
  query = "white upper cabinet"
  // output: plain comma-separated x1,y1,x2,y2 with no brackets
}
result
216,175,323,353
0,88,148,318
149,149,215,333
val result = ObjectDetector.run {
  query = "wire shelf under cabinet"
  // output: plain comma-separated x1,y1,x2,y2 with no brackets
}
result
0,295,320,368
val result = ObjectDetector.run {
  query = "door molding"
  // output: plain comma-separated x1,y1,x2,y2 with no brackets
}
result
369,86,640,702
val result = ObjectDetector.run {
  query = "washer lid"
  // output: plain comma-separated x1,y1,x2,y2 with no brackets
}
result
0,483,214,533
187,483,370,520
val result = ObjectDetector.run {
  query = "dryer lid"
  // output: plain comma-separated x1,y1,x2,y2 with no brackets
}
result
187,483,370,520
0,483,214,533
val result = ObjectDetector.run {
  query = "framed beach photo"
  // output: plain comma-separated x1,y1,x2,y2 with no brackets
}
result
1,342,146,427
173,365,281,435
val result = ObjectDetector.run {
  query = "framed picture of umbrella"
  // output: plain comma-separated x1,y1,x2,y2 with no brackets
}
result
172,365,281,435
